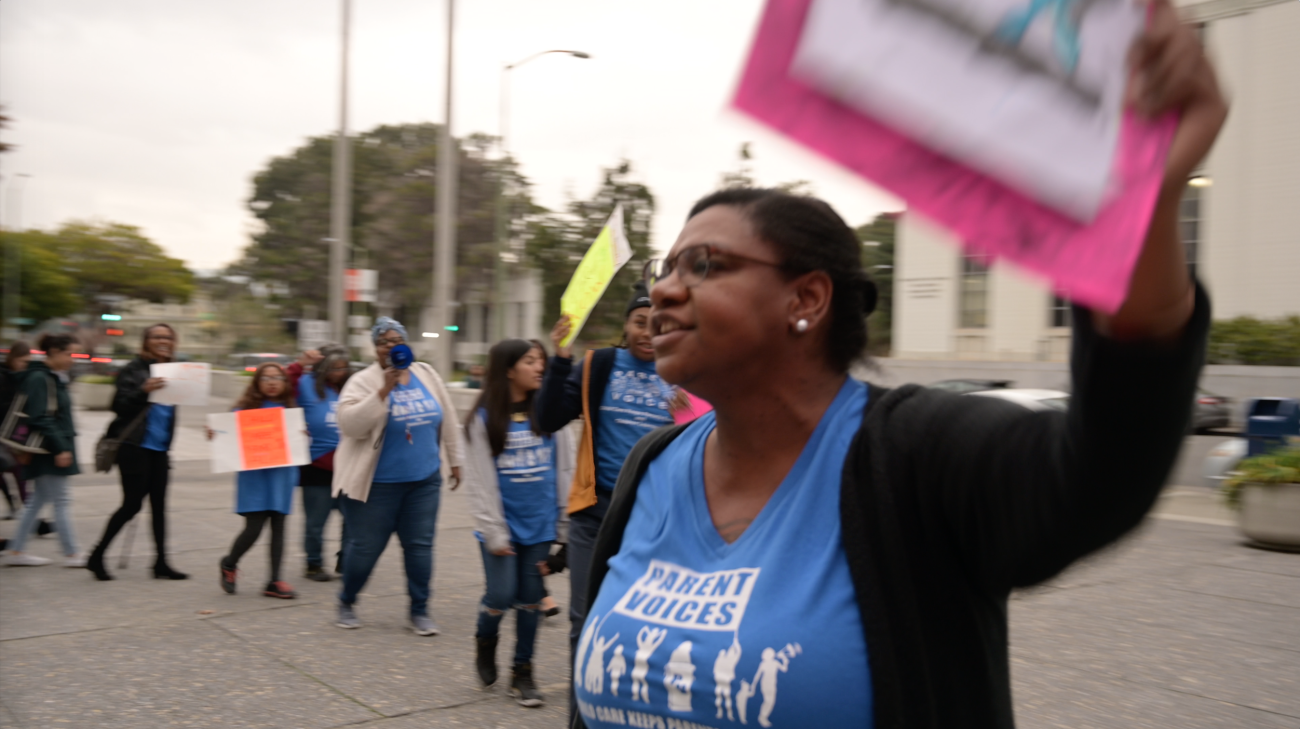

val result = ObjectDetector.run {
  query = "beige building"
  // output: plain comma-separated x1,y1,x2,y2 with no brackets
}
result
893,0,1300,361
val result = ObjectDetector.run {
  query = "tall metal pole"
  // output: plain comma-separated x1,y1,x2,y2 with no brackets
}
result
328,0,352,345
433,0,457,376
2,174,32,342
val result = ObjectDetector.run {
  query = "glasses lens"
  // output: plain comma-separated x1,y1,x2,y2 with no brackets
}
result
264,375,287,382
681,246,710,286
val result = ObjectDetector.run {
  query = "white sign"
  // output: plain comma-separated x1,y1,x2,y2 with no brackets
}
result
207,408,311,473
347,315,372,329
344,269,379,303
148,362,212,406
297,319,332,352
791,0,1143,222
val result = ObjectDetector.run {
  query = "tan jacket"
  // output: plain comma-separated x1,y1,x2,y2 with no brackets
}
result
333,362,464,502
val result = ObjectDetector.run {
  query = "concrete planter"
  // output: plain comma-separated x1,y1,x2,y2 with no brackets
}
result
73,382,116,411
1239,482,1300,552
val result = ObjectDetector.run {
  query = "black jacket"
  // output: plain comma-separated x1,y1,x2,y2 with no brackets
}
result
579,286,1210,729
536,348,618,473
107,356,172,448
17,362,79,478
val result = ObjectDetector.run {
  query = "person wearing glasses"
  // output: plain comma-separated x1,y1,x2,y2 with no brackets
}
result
331,317,464,636
86,324,189,581
571,6,1224,726
536,282,683,707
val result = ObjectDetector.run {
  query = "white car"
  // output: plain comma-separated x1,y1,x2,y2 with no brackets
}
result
966,388,1070,412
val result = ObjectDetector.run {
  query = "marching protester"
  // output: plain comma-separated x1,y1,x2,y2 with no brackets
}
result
1,341,34,522
2,334,84,567
332,317,464,635
464,338,575,707
286,344,351,581
570,6,1225,727
536,282,683,696
214,363,299,599
86,324,188,581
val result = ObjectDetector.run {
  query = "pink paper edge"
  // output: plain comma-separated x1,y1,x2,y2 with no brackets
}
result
733,0,1178,313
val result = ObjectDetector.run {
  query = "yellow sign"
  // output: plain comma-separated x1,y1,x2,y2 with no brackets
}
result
558,205,633,347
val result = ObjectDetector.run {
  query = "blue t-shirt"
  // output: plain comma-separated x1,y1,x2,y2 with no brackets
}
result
576,378,872,729
480,412,558,546
297,373,340,460
140,404,175,452
374,375,443,484
594,349,676,490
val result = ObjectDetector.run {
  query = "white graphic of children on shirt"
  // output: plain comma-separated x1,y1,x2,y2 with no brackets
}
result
607,644,627,697
663,641,696,712
584,629,621,695
736,643,802,727
574,620,599,691
631,626,667,703
713,635,743,720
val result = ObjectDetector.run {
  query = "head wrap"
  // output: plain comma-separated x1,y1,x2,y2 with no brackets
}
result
371,316,408,344
625,281,651,318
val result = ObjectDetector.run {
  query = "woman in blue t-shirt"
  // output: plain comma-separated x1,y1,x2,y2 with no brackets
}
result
213,363,299,600
465,338,575,708
572,14,1226,727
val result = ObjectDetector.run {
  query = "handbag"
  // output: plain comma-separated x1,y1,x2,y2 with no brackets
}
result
0,373,58,465
94,406,150,474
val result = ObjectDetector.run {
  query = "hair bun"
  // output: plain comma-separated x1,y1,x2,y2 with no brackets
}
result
859,278,878,316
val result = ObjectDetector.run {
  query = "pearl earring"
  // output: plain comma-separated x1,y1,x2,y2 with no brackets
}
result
795,319,809,333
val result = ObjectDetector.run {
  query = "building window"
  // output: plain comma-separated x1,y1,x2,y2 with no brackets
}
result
959,253,990,329
1181,182,1201,278
1049,295,1072,328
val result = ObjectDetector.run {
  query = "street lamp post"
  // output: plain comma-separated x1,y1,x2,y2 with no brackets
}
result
432,0,457,377
2,173,32,342
491,49,589,342
328,0,352,347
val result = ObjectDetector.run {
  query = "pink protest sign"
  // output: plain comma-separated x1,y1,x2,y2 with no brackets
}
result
673,391,714,425
733,0,1178,313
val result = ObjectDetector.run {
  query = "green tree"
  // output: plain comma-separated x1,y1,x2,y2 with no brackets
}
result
45,221,194,307
1209,316,1300,366
0,231,81,320
856,212,898,355
525,160,656,347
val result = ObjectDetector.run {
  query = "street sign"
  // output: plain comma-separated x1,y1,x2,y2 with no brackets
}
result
344,269,379,303
347,315,372,329
297,319,332,352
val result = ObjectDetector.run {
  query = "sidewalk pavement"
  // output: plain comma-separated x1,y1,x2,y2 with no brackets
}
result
0,412,1297,728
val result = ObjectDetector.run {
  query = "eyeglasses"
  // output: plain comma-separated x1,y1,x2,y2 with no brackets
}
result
643,244,786,288
377,337,404,347
262,375,287,382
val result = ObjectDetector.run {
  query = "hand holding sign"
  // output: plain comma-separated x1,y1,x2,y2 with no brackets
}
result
148,363,211,406
557,205,633,348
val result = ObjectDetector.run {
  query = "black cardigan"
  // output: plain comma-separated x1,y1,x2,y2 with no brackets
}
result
536,347,619,457
578,286,1210,729
106,356,173,448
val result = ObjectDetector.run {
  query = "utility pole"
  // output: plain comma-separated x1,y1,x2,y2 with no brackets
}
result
328,0,352,345
2,174,32,342
433,0,457,375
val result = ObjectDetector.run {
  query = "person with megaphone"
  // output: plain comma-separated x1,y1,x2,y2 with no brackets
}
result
331,317,464,636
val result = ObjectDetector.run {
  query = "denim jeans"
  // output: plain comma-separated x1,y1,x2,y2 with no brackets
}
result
477,539,552,665
9,474,77,556
338,472,441,617
301,481,345,568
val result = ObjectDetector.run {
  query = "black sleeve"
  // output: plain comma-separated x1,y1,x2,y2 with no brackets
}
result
112,360,151,422
891,283,1211,590
535,355,584,433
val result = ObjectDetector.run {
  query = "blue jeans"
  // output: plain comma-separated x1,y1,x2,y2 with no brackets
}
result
301,481,345,568
9,474,77,556
477,539,552,665
338,472,441,617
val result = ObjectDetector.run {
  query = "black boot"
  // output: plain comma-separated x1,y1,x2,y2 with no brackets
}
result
510,663,544,707
475,635,499,687
153,562,189,580
86,550,113,581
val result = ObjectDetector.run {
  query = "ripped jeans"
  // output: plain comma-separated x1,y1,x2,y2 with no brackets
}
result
476,539,552,665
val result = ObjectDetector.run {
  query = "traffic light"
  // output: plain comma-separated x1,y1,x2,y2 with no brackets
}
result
101,314,122,321
444,325,459,332
105,328,125,336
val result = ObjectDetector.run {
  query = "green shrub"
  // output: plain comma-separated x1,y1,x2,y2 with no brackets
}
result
76,375,116,385
1222,446,1300,509
1208,316,1300,366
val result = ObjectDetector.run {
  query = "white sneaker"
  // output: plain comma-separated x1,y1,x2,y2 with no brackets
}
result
4,552,52,566
64,554,87,568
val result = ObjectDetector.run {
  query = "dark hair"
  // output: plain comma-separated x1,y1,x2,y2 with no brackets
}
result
467,339,549,457
235,363,296,411
140,323,177,359
37,333,78,355
312,344,352,399
687,188,877,372
5,340,31,369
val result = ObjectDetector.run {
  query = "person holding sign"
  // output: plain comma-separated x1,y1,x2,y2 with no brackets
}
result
213,363,300,600
332,317,464,636
572,6,1225,727
464,338,576,707
86,324,188,582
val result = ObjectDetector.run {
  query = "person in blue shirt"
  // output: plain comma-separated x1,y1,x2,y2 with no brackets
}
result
464,338,576,708
287,344,352,581
86,324,188,581
536,282,686,712
214,363,300,600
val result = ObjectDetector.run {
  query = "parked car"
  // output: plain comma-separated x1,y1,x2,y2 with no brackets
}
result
967,388,1070,412
928,378,1013,395
1192,388,1232,433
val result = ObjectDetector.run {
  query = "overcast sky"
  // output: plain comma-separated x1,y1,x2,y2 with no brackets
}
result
1,0,901,271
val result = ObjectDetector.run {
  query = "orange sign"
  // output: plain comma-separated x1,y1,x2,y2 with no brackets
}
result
236,408,291,470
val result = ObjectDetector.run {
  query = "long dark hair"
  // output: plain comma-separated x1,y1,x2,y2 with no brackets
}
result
235,363,296,411
467,339,548,457
312,345,351,399
4,340,31,370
